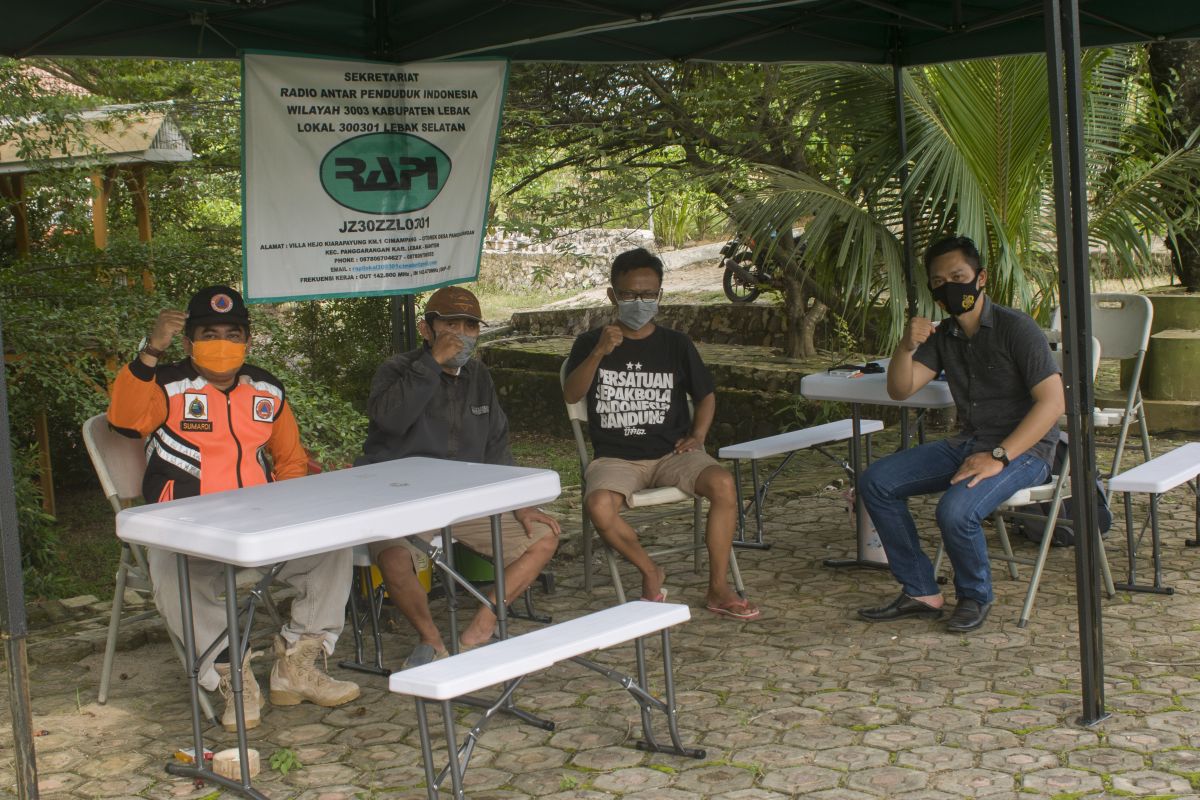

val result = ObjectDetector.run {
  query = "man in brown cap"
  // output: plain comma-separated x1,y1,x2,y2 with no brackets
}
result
358,286,561,668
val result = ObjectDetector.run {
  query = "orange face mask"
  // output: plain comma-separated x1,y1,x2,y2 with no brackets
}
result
191,340,247,375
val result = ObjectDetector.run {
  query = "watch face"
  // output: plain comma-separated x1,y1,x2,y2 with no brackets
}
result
992,447,1004,457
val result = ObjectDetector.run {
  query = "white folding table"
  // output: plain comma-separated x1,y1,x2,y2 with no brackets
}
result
800,360,955,568
117,457,560,800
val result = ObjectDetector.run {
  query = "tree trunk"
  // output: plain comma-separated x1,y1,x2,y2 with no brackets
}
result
1164,234,1200,292
1148,40,1200,291
781,272,827,357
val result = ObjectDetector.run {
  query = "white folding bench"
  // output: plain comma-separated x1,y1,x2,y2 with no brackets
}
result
1109,442,1200,595
390,601,699,800
719,418,884,547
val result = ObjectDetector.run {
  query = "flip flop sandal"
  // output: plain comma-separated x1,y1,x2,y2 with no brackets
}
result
705,598,761,621
402,643,449,669
640,588,668,602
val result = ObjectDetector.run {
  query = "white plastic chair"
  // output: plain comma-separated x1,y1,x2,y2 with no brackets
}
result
933,338,1115,626
1052,294,1154,500
82,414,219,722
560,360,745,601
1089,293,1154,499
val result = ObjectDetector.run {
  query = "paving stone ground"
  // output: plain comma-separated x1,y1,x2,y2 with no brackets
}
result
3,430,1199,799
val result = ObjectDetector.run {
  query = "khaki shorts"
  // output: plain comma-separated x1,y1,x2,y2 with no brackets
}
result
584,450,720,506
368,513,553,570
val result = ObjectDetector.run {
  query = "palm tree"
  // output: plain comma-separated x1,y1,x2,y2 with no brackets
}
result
739,48,1200,355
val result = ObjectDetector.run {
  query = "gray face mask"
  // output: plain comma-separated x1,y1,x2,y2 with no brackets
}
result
440,333,477,369
617,299,658,330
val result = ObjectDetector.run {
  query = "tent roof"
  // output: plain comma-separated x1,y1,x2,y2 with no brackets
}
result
4,1,1200,67
0,105,192,175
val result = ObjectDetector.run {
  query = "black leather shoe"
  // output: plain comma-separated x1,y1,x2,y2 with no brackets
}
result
858,593,943,622
946,598,992,632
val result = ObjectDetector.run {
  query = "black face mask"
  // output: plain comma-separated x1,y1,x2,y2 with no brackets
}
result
932,277,982,316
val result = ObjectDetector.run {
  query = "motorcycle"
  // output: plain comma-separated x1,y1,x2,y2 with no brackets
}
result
718,230,805,303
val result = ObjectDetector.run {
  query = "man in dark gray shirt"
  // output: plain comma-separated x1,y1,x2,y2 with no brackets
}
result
359,286,560,667
857,236,1064,633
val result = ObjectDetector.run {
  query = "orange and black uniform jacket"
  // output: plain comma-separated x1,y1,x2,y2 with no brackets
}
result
107,357,307,503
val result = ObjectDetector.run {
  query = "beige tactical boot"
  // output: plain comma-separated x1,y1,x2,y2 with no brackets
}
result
268,634,360,707
214,649,263,732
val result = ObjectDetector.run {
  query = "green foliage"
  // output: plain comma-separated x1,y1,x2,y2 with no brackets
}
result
269,747,302,777
13,445,64,598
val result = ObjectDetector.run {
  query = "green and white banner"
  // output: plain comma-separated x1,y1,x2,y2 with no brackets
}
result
242,52,507,302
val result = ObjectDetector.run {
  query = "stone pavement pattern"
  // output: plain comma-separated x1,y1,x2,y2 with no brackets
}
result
3,433,1200,799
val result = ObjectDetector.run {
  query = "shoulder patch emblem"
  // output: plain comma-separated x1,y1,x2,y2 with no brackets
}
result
253,396,276,422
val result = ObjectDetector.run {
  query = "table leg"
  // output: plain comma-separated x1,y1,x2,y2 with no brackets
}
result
163,557,268,799
414,700,438,800
1116,491,1174,595
442,526,459,654
491,514,507,640
732,459,746,543
177,555,205,772
439,515,554,730
223,565,256,789
442,699,465,800
1186,477,1200,548
824,404,888,570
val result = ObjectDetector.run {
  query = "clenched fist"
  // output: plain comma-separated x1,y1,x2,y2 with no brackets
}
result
593,325,624,357
430,331,466,366
902,317,936,353
149,309,187,351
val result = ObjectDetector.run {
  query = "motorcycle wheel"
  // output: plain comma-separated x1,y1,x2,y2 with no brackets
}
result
722,254,762,303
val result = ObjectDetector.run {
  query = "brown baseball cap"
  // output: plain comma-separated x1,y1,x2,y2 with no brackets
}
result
424,286,483,322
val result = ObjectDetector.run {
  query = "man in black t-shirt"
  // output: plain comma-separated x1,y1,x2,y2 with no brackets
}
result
564,248,760,620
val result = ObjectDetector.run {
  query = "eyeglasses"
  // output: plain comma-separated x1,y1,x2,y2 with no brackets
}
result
614,289,662,302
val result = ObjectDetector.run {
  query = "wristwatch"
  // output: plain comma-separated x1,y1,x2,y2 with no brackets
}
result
991,446,1010,466
138,336,165,359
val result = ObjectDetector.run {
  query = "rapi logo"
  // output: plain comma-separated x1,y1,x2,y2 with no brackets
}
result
319,133,452,214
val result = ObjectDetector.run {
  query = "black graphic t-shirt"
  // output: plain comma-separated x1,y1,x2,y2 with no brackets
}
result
566,326,716,460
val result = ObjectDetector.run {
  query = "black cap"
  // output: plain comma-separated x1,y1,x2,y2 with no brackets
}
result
186,286,250,333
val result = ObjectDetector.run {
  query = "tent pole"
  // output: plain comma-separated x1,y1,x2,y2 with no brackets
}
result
1043,0,1107,725
389,295,419,355
404,295,417,351
0,305,40,799
893,59,917,318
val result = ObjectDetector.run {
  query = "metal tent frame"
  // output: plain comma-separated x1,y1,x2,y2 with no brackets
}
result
5,1,1199,795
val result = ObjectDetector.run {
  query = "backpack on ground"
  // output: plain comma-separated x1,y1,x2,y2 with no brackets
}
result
1016,433,1112,547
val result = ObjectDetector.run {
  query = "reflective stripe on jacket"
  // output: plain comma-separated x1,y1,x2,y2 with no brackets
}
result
107,357,307,503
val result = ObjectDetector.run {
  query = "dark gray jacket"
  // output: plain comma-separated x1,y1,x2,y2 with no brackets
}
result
358,346,513,467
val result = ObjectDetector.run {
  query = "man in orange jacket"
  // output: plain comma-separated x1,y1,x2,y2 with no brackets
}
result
108,285,358,732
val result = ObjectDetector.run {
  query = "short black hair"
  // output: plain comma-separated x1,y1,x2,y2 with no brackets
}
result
611,247,664,284
924,236,982,284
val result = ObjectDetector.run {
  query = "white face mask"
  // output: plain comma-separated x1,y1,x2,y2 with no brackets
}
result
617,298,658,330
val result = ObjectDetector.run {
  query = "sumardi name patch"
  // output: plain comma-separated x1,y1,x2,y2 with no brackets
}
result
253,396,276,422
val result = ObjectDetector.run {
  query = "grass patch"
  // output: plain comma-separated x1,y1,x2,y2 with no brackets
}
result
510,430,582,488
48,486,123,599
468,283,581,323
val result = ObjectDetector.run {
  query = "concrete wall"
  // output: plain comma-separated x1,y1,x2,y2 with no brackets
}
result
511,303,791,349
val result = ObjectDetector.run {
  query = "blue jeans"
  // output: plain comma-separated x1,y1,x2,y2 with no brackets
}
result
859,438,1050,604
